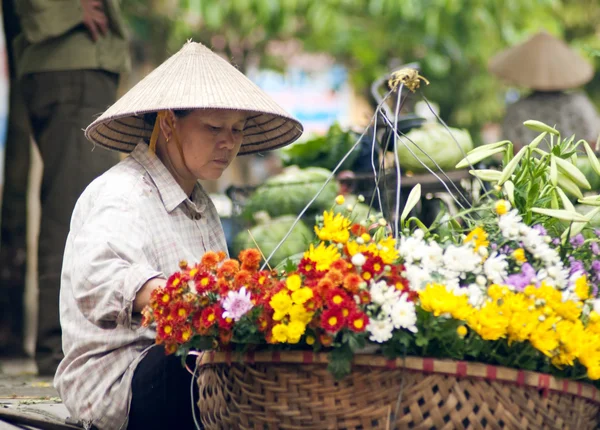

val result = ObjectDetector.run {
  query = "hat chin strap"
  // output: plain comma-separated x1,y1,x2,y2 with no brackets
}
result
149,111,193,177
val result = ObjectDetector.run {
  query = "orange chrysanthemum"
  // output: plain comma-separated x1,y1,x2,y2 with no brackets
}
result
358,290,371,305
330,259,350,274
201,251,221,270
164,342,178,355
325,269,344,286
200,305,219,329
343,273,362,294
219,330,233,345
320,333,334,347
157,321,176,343
234,270,252,288
350,224,368,237
217,259,240,279
239,249,262,272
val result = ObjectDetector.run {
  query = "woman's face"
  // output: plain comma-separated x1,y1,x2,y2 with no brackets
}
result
162,109,247,182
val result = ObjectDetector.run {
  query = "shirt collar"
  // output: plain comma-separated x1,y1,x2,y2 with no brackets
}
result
130,142,206,214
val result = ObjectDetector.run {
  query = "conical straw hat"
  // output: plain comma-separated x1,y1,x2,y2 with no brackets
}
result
489,31,594,91
86,41,303,155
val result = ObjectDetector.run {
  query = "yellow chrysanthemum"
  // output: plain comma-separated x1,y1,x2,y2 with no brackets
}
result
530,317,559,358
512,248,527,264
467,302,509,341
272,324,289,343
377,237,400,264
291,287,314,305
575,275,590,301
286,274,302,292
335,195,345,205
507,309,539,345
553,320,585,367
487,284,509,301
419,283,473,320
495,200,510,215
578,334,600,370
587,366,600,380
269,290,292,320
464,227,489,251
456,326,468,338
304,242,341,271
287,320,307,343
314,211,351,244
289,304,313,325
554,300,582,322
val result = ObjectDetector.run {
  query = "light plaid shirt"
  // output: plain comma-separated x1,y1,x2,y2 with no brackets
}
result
54,142,227,430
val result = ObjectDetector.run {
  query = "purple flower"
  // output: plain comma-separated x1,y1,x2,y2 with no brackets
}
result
552,238,561,246
595,229,600,237
592,260,600,273
221,287,253,321
532,225,547,237
570,234,585,248
591,242,600,256
570,259,585,275
505,263,537,291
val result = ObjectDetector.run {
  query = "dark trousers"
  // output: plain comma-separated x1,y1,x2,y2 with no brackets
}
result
0,69,120,372
128,345,202,430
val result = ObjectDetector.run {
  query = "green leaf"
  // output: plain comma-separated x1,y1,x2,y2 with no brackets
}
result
327,344,353,380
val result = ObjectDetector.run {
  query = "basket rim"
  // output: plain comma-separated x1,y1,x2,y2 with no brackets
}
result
197,350,600,405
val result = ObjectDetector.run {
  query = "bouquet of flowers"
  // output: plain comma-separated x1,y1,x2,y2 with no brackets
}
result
142,122,600,385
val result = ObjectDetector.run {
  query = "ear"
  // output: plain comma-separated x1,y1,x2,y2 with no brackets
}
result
158,110,177,142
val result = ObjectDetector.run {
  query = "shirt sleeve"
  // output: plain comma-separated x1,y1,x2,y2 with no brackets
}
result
65,192,163,329
15,0,85,44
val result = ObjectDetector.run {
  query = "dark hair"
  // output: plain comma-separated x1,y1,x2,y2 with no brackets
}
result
142,109,194,127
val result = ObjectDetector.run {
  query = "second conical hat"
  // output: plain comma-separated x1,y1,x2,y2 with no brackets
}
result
489,31,594,91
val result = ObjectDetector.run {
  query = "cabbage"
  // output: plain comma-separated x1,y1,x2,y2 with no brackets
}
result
395,123,473,173
232,215,313,267
242,166,338,220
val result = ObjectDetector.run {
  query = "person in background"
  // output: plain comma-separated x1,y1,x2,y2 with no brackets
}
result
489,31,600,150
1,0,130,375
0,0,29,358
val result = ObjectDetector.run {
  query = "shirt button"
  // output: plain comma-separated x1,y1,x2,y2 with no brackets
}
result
193,214,202,221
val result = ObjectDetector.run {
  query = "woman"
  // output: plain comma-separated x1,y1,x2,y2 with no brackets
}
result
54,41,303,430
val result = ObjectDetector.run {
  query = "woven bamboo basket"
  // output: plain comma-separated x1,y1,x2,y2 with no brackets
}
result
196,351,600,430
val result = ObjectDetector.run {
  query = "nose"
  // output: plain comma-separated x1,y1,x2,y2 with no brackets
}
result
218,128,237,149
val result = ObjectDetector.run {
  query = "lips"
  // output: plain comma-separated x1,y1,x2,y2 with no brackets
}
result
213,159,229,166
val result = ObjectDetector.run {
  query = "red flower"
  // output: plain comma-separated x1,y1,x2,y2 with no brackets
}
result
201,251,220,270
217,278,231,295
164,342,178,355
192,311,203,331
217,259,240,279
305,293,324,313
358,290,371,305
326,288,350,308
165,272,184,293
298,257,324,279
316,277,334,297
343,273,362,294
175,323,194,343
330,259,350,274
170,301,192,323
321,308,345,333
157,321,176,343
200,305,220,329
218,311,234,330
256,312,272,333
238,249,261,272
350,223,368,237
347,310,369,333
362,254,384,279
319,333,334,347
194,271,216,294
219,330,233,345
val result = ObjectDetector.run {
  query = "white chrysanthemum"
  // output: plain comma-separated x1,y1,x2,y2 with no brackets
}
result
498,210,522,239
399,236,427,264
591,299,600,315
421,241,444,270
369,280,400,307
389,296,418,333
466,283,486,308
366,317,394,343
442,245,482,275
483,252,508,285
546,265,568,289
403,264,433,291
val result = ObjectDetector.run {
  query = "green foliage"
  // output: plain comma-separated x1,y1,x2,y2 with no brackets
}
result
121,0,600,148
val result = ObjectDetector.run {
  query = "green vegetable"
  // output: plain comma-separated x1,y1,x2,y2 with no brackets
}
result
396,123,474,173
232,215,312,267
242,166,338,220
279,122,359,171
